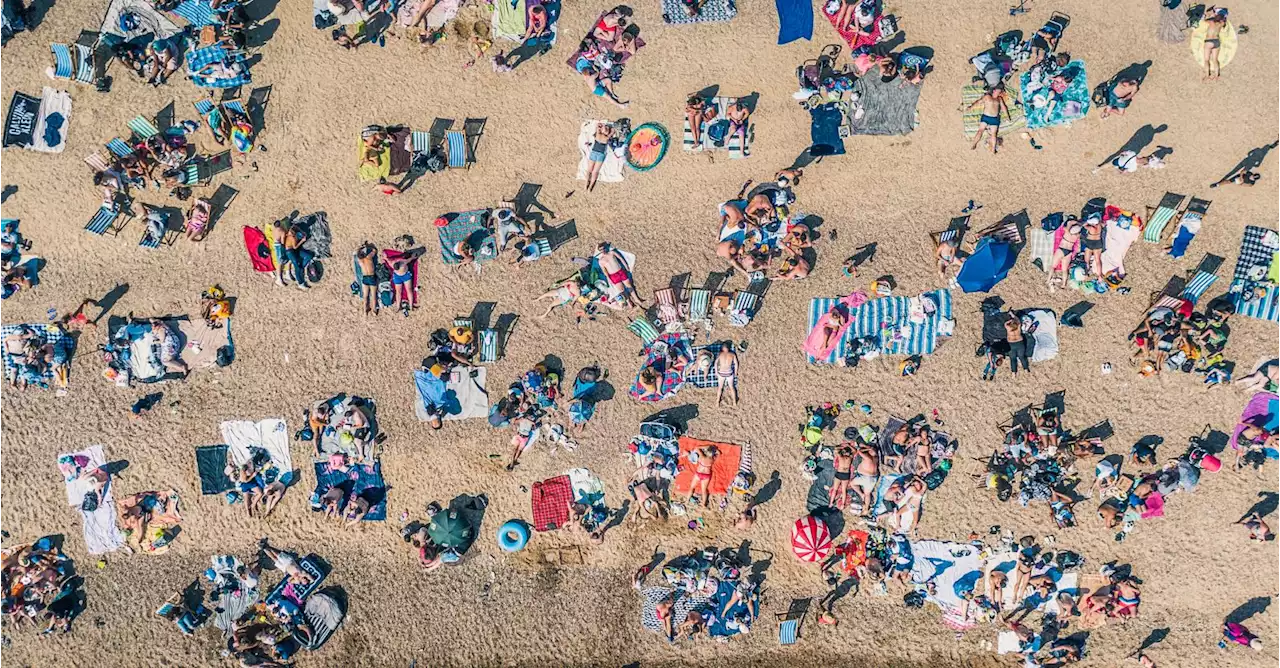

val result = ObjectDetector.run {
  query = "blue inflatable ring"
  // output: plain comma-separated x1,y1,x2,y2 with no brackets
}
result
497,520,530,552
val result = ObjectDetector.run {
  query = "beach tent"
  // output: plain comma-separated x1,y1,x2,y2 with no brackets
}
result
956,237,1014,293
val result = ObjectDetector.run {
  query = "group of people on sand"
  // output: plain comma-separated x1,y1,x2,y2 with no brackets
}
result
536,241,643,318
227,454,289,519
269,214,319,291
400,502,467,571
119,489,183,553
716,170,811,280
684,94,751,150
634,547,760,642
218,539,326,665
571,6,642,108
1130,295,1234,378
3,324,71,391
2,539,80,635
353,236,423,317
490,363,584,470
980,407,1099,515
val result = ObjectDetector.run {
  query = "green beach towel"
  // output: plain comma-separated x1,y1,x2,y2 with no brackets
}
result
494,0,526,40
961,83,1025,139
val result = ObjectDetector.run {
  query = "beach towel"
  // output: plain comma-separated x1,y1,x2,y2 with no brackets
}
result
1021,60,1090,130
312,0,366,26
209,554,259,632
313,460,387,521
100,0,183,41
663,0,736,24
672,438,741,496
566,468,606,507
908,540,985,613
396,0,459,30
683,343,736,390
807,290,953,364
170,0,218,27
267,556,326,606
1025,309,1059,363
415,366,489,421
960,83,1025,139
803,292,866,361
490,0,527,38
357,137,391,182
221,418,293,478
774,0,812,44
243,225,275,272
4,88,71,153
1231,392,1279,452
983,554,1078,613
195,444,233,495
436,209,497,265
1100,210,1141,276
820,1,876,49
629,332,691,401
1231,226,1280,321
1027,226,1054,272
1189,20,1238,71
1,324,69,388
640,587,709,634
187,45,250,89
808,102,845,155
531,474,573,531
684,97,751,158
1168,213,1203,259
707,579,757,637
849,74,922,136
576,121,626,184
58,445,127,555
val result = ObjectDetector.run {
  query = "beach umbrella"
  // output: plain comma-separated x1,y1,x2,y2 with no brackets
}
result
790,516,832,562
427,511,471,549
625,123,670,172
956,236,1014,293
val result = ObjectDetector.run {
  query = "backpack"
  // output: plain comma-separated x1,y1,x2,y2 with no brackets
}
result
1091,81,1109,107
1041,212,1064,232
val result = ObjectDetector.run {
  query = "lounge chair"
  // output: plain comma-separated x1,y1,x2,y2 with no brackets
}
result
1180,254,1224,304
85,205,127,236
776,598,810,646
1147,275,1188,314
106,138,134,159
50,43,95,84
727,290,759,327
84,151,112,173
445,130,467,168
1143,192,1185,243
930,215,970,252
653,287,680,326
171,0,221,27
682,287,711,327
975,211,1025,246
479,330,500,362
139,210,178,249
1169,197,1211,258
627,317,661,345
128,115,161,141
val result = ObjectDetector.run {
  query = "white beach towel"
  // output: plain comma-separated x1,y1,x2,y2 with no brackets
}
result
30,87,71,154
443,366,490,420
59,445,127,555
575,121,626,184
1026,309,1059,363
221,418,292,473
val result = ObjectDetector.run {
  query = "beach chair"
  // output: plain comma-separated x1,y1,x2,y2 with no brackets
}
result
139,211,178,249
682,287,711,326
84,151,112,174
1040,12,1070,40
1143,192,1185,243
479,329,500,362
105,138,135,159
1181,254,1224,304
627,317,661,345
1146,276,1188,316
50,44,88,83
727,290,760,327
445,130,467,168
653,287,680,326
453,317,475,332
1169,197,1211,258
128,115,161,141
410,131,432,155
85,205,127,236
171,0,221,27
776,598,809,646
975,211,1025,246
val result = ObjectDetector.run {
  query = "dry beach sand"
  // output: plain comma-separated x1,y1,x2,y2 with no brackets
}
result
1,0,1278,666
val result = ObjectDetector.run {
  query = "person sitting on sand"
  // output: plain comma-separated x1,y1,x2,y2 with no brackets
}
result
935,236,962,285
491,206,535,253
685,94,716,149
715,343,738,406
1202,7,1229,80
343,493,371,526
1100,77,1140,119
584,122,614,192
237,464,265,516
687,444,718,507
775,252,811,280
964,84,1010,154
144,38,180,85
1236,512,1275,542
726,100,751,149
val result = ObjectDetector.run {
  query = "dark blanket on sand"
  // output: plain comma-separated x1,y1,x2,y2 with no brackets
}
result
196,444,233,495
849,75,922,136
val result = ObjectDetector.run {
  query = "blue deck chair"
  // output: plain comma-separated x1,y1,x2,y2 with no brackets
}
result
627,318,660,345
776,608,805,645
50,43,75,80
222,100,247,116
85,206,122,236
410,131,432,154
106,138,134,158
74,44,95,83
1181,254,1224,305
445,130,467,168
171,0,220,27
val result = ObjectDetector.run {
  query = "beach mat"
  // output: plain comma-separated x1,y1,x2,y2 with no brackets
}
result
662,0,736,24
640,587,709,633
58,445,127,555
961,83,1025,139
531,474,573,531
1,324,69,388
807,290,952,363
1231,392,1279,452
195,444,233,495
1189,20,1238,71
575,121,626,184
1231,226,1280,322
683,97,752,158
313,460,388,521
672,437,741,496
442,366,489,421
1021,60,1090,130
774,0,812,44
221,418,293,474
850,74,922,136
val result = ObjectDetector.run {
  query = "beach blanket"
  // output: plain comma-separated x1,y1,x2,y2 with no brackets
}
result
4,88,71,153
663,0,736,24
1025,309,1059,363
313,460,387,521
244,225,275,272
436,209,497,265
576,121,626,184
1100,209,1141,276
1,323,70,388
960,83,1025,139
909,540,985,613
209,554,259,632
531,474,573,531
100,0,183,40
683,343,735,390
1021,60,1090,130
629,332,691,402
803,292,866,360
808,101,846,155
187,45,250,89
566,468,606,507
1189,20,1238,71
673,438,741,496
124,319,226,383
490,0,526,38
806,290,953,364
414,366,489,421
849,74,921,136
683,97,751,157
221,418,293,478
984,553,1078,612
1231,225,1280,322
58,445,127,555
775,0,811,43
707,579,757,637
820,2,876,50
640,587,709,633
357,137,391,182
169,0,219,27
381,249,420,308
267,556,326,607
1027,226,1054,272
1231,392,1279,452
396,0,459,30
316,396,377,461
195,444,233,495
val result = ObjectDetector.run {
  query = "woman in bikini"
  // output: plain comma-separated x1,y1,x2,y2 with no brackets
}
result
584,123,614,192
685,95,715,149
1081,215,1105,279
830,445,855,509
1048,217,1082,289
936,237,960,284
687,445,718,507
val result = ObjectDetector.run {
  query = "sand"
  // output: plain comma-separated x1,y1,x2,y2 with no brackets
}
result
1,0,1278,666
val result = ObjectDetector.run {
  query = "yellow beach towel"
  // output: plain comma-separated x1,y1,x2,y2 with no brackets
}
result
357,138,391,182
1189,20,1238,71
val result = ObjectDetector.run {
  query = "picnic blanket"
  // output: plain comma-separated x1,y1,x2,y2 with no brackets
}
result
575,121,626,184
849,74,921,136
490,0,526,38
1232,225,1280,322
100,0,183,41
775,0,812,44
221,418,293,477
984,552,1078,612
209,554,259,632
683,343,735,389
414,366,490,421
531,474,573,531
4,88,71,153
684,97,751,157
672,437,742,496
316,396,378,461
1231,392,1279,452
1025,309,1059,363
58,445,127,555
1190,20,1238,71
1,324,71,388
707,579,757,637
820,2,877,50
313,460,388,521
195,444,233,495
267,556,326,607
640,587,709,633
1021,60,1090,130
124,319,226,383
629,332,691,402
961,83,1025,138
808,101,846,155
806,289,953,364
436,209,497,265
663,0,736,24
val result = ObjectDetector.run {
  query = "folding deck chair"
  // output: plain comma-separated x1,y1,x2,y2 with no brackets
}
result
1147,275,1188,314
627,317,661,345
139,210,178,249
682,287,711,326
84,151,112,174
653,287,680,326
775,598,809,646
50,43,94,84
85,205,127,236
128,115,161,141
1168,197,1211,259
930,215,970,253
975,211,1026,246
1143,192,1185,243
728,278,768,327
1180,254,1224,305
106,138,135,159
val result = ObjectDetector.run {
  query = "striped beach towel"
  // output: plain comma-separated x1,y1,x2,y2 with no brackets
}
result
806,289,953,364
1231,225,1280,322
960,83,1025,139
683,97,751,158
1028,226,1054,272
171,0,220,27
661,0,736,24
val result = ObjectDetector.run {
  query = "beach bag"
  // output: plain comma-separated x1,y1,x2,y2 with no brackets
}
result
1090,81,1109,107
1041,212,1064,232
305,261,324,284
314,10,337,29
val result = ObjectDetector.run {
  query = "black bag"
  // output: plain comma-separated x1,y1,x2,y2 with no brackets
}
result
216,345,234,367
1091,82,1109,107
314,10,337,29
1041,212,1064,232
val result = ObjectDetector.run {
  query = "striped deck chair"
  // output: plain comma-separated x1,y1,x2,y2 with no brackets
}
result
106,138,134,158
1146,276,1187,316
682,287,711,325
128,116,161,140
84,151,111,173
479,329,500,362
1168,197,1211,259
85,206,124,236
445,130,468,168
627,317,661,345
171,0,220,27
223,100,248,117
653,287,680,326
193,98,228,143
50,44,75,80
1143,192,1185,243
410,131,432,155
776,601,807,646
139,219,174,249
728,290,760,327
453,317,474,332
1181,254,1224,304
976,214,1024,245
74,44,95,83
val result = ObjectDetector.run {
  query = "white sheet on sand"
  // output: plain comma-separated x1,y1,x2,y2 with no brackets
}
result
31,88,71,154
910,541,1077,616
415,366,491,421
129,320,227,382
221,418,293,473
100,0,183,40
984,554,1077,612
576,121,626,184
1101,219,1141,276
1026,308,1059,363
997,630,1022,654
60,445,127,555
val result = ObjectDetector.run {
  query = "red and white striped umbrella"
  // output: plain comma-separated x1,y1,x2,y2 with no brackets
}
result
790,516,832,562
